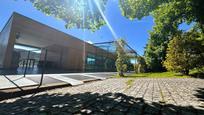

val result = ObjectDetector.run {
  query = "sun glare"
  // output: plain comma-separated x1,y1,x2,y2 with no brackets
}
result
93,0,118,40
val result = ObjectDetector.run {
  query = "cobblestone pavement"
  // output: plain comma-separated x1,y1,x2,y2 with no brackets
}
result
1,78,204,115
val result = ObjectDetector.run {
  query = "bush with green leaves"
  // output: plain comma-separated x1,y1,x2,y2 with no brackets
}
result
163,30,204,75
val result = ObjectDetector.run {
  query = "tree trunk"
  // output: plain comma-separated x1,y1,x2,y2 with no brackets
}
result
119,71,124,77
184,69,189,75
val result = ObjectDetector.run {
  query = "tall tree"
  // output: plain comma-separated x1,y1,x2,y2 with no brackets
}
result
163,30,204,75
115,39,128,77
119,0,204,71
28,0,108,31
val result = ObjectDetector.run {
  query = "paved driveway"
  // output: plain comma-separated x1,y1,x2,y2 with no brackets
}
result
0,72,116,90
1,78,204,115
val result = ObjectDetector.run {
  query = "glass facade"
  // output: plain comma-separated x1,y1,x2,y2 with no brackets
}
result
85,53,116,72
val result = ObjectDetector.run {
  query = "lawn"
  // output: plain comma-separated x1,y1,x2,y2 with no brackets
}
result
120,72,191,78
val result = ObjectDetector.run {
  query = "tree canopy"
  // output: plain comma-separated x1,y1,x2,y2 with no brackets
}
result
163,30,204,75
120,0,204,71
28,0,108,31
120,0,204,29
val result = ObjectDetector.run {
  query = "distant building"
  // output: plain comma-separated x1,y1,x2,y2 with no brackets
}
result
0,12,116,73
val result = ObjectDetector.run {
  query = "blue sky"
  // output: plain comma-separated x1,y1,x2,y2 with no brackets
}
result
0,0,191,55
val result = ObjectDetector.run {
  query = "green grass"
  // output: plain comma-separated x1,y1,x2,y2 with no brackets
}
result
117,72,191,78
190,67,204,75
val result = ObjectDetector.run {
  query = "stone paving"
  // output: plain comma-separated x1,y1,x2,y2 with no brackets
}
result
1,78,204,115
0,72,115,89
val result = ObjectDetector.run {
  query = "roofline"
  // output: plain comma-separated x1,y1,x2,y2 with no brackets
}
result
0,12,14,33
12,12,87,44
93,40,139,56
11,12,117,53
1,12,115,54
2,12,138,55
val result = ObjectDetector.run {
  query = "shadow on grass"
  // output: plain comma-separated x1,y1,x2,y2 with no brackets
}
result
190,72,204,79
1,92,204,115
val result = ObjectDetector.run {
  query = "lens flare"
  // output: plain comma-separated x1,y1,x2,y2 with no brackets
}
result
93,0,118,40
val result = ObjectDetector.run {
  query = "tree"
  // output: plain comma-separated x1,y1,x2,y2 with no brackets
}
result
115,39,128,77
119,0,204,71
144,36,167,72
163,30,204,75
27,0,108,31
134,56,147,73
126,58,134,72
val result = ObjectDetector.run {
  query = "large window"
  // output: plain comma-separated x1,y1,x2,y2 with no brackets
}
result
87,57,95,65
86,53,96,71
85,53,116,72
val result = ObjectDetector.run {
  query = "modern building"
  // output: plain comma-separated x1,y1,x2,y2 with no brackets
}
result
0,12,117,73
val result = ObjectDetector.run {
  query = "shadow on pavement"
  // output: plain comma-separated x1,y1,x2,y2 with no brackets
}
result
0,84,70,101
1,92,204,115
194,88,204,102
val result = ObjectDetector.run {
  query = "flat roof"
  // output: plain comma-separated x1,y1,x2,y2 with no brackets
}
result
7,12,114,55
12,12,87,44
